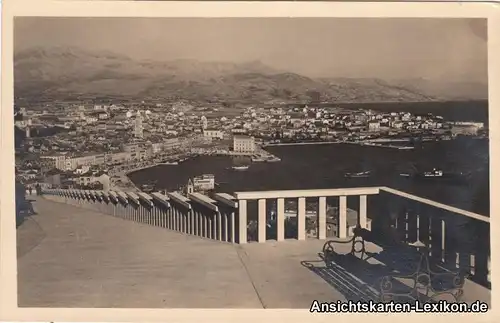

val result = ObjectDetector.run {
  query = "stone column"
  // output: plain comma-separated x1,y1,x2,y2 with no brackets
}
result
172,208,177,231
203,212,208,238
150,206,155,226
277,198,285,241
208,214,213,239
216,211,222,241
223,211,229,242
230,211,235,243
258,199,267,243
122,202,126,219
192,210,197,235
171,208,176,230
238,199,248,244
359,195,367,229
176,209,181,231
441,219,446,263
297,197,306,240
488,256,491,283
338,196,347,238
167,208,172,229
165,207,170,229
198,211,203,237
118,202,123,218
181,210,185,233
187,210,193,234
317,196,327,240
193,210,199,236
183,210,187,233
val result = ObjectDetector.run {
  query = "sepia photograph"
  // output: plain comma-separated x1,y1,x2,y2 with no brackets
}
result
4,9,494,316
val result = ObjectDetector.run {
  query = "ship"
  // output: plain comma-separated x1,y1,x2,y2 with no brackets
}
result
232,165,250,171
265,156,281,162
251,155,266,162
402,168,443,179
344,171,371,178
231,155,251,171
400,166,470,185
161,161,179,166
422,168,443,177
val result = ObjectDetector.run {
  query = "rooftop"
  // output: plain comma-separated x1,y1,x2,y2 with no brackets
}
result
233,135,254,140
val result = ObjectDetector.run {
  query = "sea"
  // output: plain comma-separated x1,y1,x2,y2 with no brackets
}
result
127,101,490,216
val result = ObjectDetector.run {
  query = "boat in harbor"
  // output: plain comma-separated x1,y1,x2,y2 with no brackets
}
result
161,161,179,165
265,157,281,162
399,166,471,185
422,168,444,177
345,170,371,178
251,155,266,162
232,165,250,171
402,168,444,179
231,155,251,171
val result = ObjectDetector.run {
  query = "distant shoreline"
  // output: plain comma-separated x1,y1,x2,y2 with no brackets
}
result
285,99,488,106
15,98,488,108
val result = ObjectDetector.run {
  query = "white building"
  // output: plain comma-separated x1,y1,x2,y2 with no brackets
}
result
151,143,164,154
451,125,480,136
368,121,381,132
192,174,215,191
453,121,484,129
134,111,144,138
203,129,224,140
201,116,208,130
40,155,66,170
233,135,256,153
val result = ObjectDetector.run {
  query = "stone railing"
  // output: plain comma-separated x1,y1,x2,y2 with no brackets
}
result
43,189,240,243
42,185,490,289
375,187,491,289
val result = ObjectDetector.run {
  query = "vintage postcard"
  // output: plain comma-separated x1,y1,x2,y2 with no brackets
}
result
1,1,498,322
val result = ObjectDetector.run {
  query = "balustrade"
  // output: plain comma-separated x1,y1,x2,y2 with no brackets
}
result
41,184,490,289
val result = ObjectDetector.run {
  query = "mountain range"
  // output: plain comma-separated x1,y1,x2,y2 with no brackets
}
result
14,46,487,103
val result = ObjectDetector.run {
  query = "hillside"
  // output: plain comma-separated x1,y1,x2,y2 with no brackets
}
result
14,46,487,103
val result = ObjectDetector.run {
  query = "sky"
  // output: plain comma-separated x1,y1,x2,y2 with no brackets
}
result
14,17,487,83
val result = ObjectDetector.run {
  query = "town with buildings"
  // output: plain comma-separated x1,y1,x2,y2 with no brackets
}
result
14,100,487,194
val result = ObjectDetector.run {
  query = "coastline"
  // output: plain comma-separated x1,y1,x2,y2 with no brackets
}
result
109,163,157,192
263,141,341,147
124,135,486,181
126,137,490,215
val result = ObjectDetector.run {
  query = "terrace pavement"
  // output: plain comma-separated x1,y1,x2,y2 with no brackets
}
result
16,196,490,308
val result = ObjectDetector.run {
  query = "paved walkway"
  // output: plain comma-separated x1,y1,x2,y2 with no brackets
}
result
16,197,336,308
17,197,490,308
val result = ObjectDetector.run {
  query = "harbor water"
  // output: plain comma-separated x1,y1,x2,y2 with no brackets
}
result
128,137,489,216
